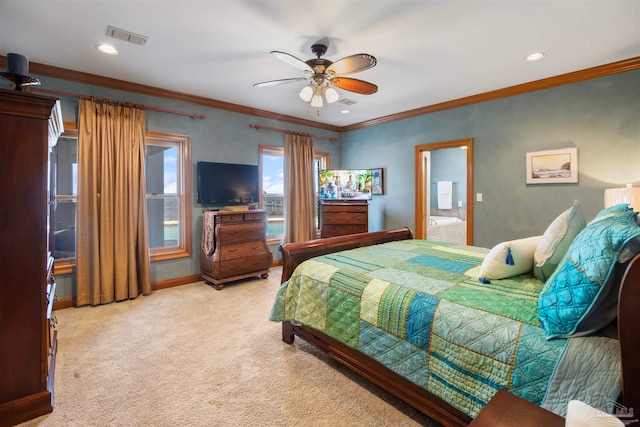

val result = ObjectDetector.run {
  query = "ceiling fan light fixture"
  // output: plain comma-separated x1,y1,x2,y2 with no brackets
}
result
256,43,377,110
325,87,339,103
310,94,323,108
299,85,313,102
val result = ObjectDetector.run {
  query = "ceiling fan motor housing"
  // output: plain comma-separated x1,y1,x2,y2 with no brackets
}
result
306,58,333,74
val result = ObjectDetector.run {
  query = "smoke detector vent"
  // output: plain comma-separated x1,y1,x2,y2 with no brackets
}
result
339,98,358,106
106,25,148,46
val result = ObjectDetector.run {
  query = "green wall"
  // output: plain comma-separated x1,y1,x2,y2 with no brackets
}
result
342,70,640,248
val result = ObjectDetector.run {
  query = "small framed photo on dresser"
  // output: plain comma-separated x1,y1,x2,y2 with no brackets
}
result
371,168,383,195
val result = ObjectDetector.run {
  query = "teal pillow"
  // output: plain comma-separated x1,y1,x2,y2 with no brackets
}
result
595,203,632,219
538,210,640,339
533,202,586,281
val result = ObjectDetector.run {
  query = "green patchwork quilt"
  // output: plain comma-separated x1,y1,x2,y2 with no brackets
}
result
270,240,621,418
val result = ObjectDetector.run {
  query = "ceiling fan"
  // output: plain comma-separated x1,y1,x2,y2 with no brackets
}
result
254,43,378,108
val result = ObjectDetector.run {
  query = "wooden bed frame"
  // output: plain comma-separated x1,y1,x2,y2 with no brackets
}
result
278,228,640,427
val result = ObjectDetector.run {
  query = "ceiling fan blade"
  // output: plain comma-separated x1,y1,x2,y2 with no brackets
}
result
253,77,308,88
270,51,314,73
330,77,378,95
327,54,376,75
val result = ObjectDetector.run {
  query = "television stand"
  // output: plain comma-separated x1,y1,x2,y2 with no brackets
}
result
320,199,369,238
200,209,272,289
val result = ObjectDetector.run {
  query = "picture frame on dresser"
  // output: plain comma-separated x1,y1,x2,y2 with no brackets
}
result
371,168,383,195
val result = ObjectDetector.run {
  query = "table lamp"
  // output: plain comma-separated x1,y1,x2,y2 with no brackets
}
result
604,184,640,212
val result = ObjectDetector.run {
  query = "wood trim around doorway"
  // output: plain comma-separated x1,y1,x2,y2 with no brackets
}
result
414,139,474,243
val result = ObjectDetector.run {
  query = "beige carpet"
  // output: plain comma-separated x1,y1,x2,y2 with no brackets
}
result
21,267,443,427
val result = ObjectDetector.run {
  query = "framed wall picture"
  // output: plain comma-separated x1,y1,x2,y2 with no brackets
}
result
525,148,578,184
371,168,384,195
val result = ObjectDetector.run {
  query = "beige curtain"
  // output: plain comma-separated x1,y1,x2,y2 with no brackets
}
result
76,99,151,306
284,134,316,243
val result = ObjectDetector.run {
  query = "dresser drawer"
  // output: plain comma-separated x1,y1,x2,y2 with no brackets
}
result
217,213,246,223
321,224,367,237
323,212,367,225
217,222,265,241
218,254,271,278
243,212,266,221
322,204,368,213
219,241,268,260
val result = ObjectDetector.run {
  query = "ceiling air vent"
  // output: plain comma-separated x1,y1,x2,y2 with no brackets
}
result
106,25,148,46
339,98,358,106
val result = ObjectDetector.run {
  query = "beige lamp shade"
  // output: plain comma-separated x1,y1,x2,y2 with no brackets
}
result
604,184,640,212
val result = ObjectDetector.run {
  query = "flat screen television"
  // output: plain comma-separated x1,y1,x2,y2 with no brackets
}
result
319,168,372,200
197,161,259,205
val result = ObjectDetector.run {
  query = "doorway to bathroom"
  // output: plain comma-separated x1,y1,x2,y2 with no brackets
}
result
415,138,474,245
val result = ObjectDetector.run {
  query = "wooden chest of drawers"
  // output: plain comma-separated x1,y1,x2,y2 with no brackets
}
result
320,200,369,238
201,210,272,289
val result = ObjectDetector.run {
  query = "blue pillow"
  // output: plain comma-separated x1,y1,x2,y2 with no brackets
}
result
538,209,640,339
595,203,632,218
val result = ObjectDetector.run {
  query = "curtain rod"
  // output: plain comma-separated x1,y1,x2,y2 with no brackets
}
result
250,123,338,142
30,87,207,120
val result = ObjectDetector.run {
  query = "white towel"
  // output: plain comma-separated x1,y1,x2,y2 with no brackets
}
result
437,181,453,209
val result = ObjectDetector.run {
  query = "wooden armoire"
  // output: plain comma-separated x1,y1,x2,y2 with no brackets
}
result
0,88,63,426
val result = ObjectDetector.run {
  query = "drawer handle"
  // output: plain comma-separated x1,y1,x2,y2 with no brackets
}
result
228,249,238,253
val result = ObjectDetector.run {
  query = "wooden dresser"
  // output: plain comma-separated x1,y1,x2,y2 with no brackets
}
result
0,89,63,426
320,200,369,238
200,209,272,289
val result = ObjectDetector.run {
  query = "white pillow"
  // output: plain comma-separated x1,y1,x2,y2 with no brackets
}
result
533,202,586,281
479,236,541,281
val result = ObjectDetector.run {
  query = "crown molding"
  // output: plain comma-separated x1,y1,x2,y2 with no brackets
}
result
2,56,638,134
342,56,640,132
0,56,342,133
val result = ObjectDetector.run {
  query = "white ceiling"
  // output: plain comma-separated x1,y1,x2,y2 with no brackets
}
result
1,0,639,128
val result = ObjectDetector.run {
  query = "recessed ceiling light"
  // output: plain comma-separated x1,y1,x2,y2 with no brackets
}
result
526,52,546,62
96,44,119,55
341,110,350,114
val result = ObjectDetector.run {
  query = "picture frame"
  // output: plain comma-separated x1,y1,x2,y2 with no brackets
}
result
371,168,384,195
525,148,578,184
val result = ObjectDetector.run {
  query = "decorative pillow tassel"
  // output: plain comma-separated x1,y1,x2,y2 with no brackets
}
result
505,248,515,266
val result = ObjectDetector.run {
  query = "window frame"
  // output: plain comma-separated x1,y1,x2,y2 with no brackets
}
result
53,127,192,274
145,131,192,262
258,144,329,244
53,126,78,275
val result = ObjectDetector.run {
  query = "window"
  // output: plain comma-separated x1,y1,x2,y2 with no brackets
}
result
144,132,192,261
53,129,192,273
53,129,78,275
259,145,329,241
